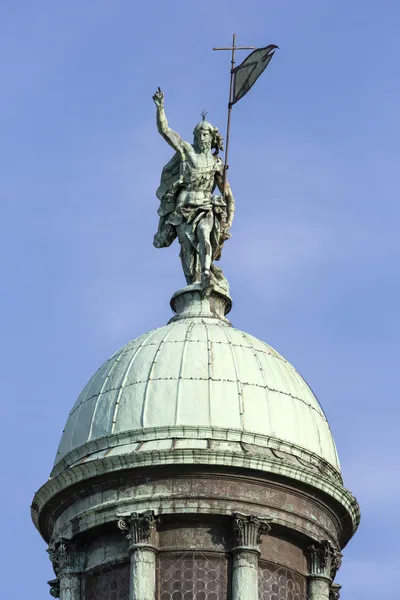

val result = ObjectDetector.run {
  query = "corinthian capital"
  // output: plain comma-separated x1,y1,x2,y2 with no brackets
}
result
47,539,85,577
307,540,342,580
117,510,156,549
232,512,272,551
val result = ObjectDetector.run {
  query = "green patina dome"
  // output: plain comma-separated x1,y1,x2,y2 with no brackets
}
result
53,289,340,480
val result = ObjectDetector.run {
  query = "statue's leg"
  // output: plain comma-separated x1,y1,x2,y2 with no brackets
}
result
197,212,214,280
177,224,196,284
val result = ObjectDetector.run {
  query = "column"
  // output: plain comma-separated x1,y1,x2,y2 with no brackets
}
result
117,511,157,600
47,540,85,600
231,512,272,600
307,541,342,600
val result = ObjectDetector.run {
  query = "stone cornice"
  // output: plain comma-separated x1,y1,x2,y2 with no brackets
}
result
50,426,342,483
32,448,360,542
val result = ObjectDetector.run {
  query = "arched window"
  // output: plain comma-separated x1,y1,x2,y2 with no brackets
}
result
157,552,229,600
258,562,306,600
83,562,130,600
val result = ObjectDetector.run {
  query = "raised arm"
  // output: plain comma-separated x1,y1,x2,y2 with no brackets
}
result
153,87,184,153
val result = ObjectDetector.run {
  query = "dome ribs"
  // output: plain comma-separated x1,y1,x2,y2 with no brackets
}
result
110,327,163,435
141,325,175,429
174,321,195,427
215,322,244,429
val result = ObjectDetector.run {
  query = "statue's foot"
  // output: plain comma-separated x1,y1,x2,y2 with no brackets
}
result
201,269,211,288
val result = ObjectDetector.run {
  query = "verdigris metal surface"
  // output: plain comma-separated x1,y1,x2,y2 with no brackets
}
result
55,301,339,472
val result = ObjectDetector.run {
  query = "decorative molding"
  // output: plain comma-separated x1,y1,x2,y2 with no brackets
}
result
50,425,343,483
232,512,272,551
307,540,342,580
47,538,85,578
329,583,341,600
47,579,60,598
117,511,156,549
32,447,360,541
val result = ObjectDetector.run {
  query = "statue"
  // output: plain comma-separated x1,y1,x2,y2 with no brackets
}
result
152,88,235,290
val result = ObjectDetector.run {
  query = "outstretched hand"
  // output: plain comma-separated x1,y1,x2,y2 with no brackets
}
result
153,87,164,108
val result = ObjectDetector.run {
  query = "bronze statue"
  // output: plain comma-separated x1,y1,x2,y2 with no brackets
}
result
153,88,235,290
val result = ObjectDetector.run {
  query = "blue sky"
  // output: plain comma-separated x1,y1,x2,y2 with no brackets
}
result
1,1,399,598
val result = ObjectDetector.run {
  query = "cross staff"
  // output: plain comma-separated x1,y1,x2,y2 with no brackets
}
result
213,34,278,203
213,34,255,202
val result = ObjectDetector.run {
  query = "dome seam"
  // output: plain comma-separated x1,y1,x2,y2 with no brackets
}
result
174,321,195,426
204,321,213,426
87,345,130,441
67,378,326,420
110,327,165,434
216,322,244,427
239,330,273,431
142,325,175,428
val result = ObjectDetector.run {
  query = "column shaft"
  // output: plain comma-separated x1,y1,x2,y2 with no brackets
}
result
308,576,330,600
130,548,156,600
232,550,259,600
59,573,81,600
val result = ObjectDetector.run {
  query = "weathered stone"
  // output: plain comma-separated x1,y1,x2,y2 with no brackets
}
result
232,550,259,600
129,548,156,600
232,512,272,550
307,541,342,600
117,512,157,600
231,514,271,600
330,582,342,600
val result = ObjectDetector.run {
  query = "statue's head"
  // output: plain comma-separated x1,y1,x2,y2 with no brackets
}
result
193,120,224,155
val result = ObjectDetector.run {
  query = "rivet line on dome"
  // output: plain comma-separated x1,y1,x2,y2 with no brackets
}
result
216,323,244,423
239,329,273,431
111,328,162,433
239,331,289,364
140,337,285,361
66,377,324,420
175,322,195,425
87,342,130,441
204,322,213,424
142,327,175,428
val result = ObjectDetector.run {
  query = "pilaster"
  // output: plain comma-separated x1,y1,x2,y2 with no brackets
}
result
117,511,157,600
231,512,272,600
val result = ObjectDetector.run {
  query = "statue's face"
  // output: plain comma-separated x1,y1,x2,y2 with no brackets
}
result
194,127,212,153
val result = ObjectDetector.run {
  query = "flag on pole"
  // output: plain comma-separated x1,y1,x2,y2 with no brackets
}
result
230,44,278,106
